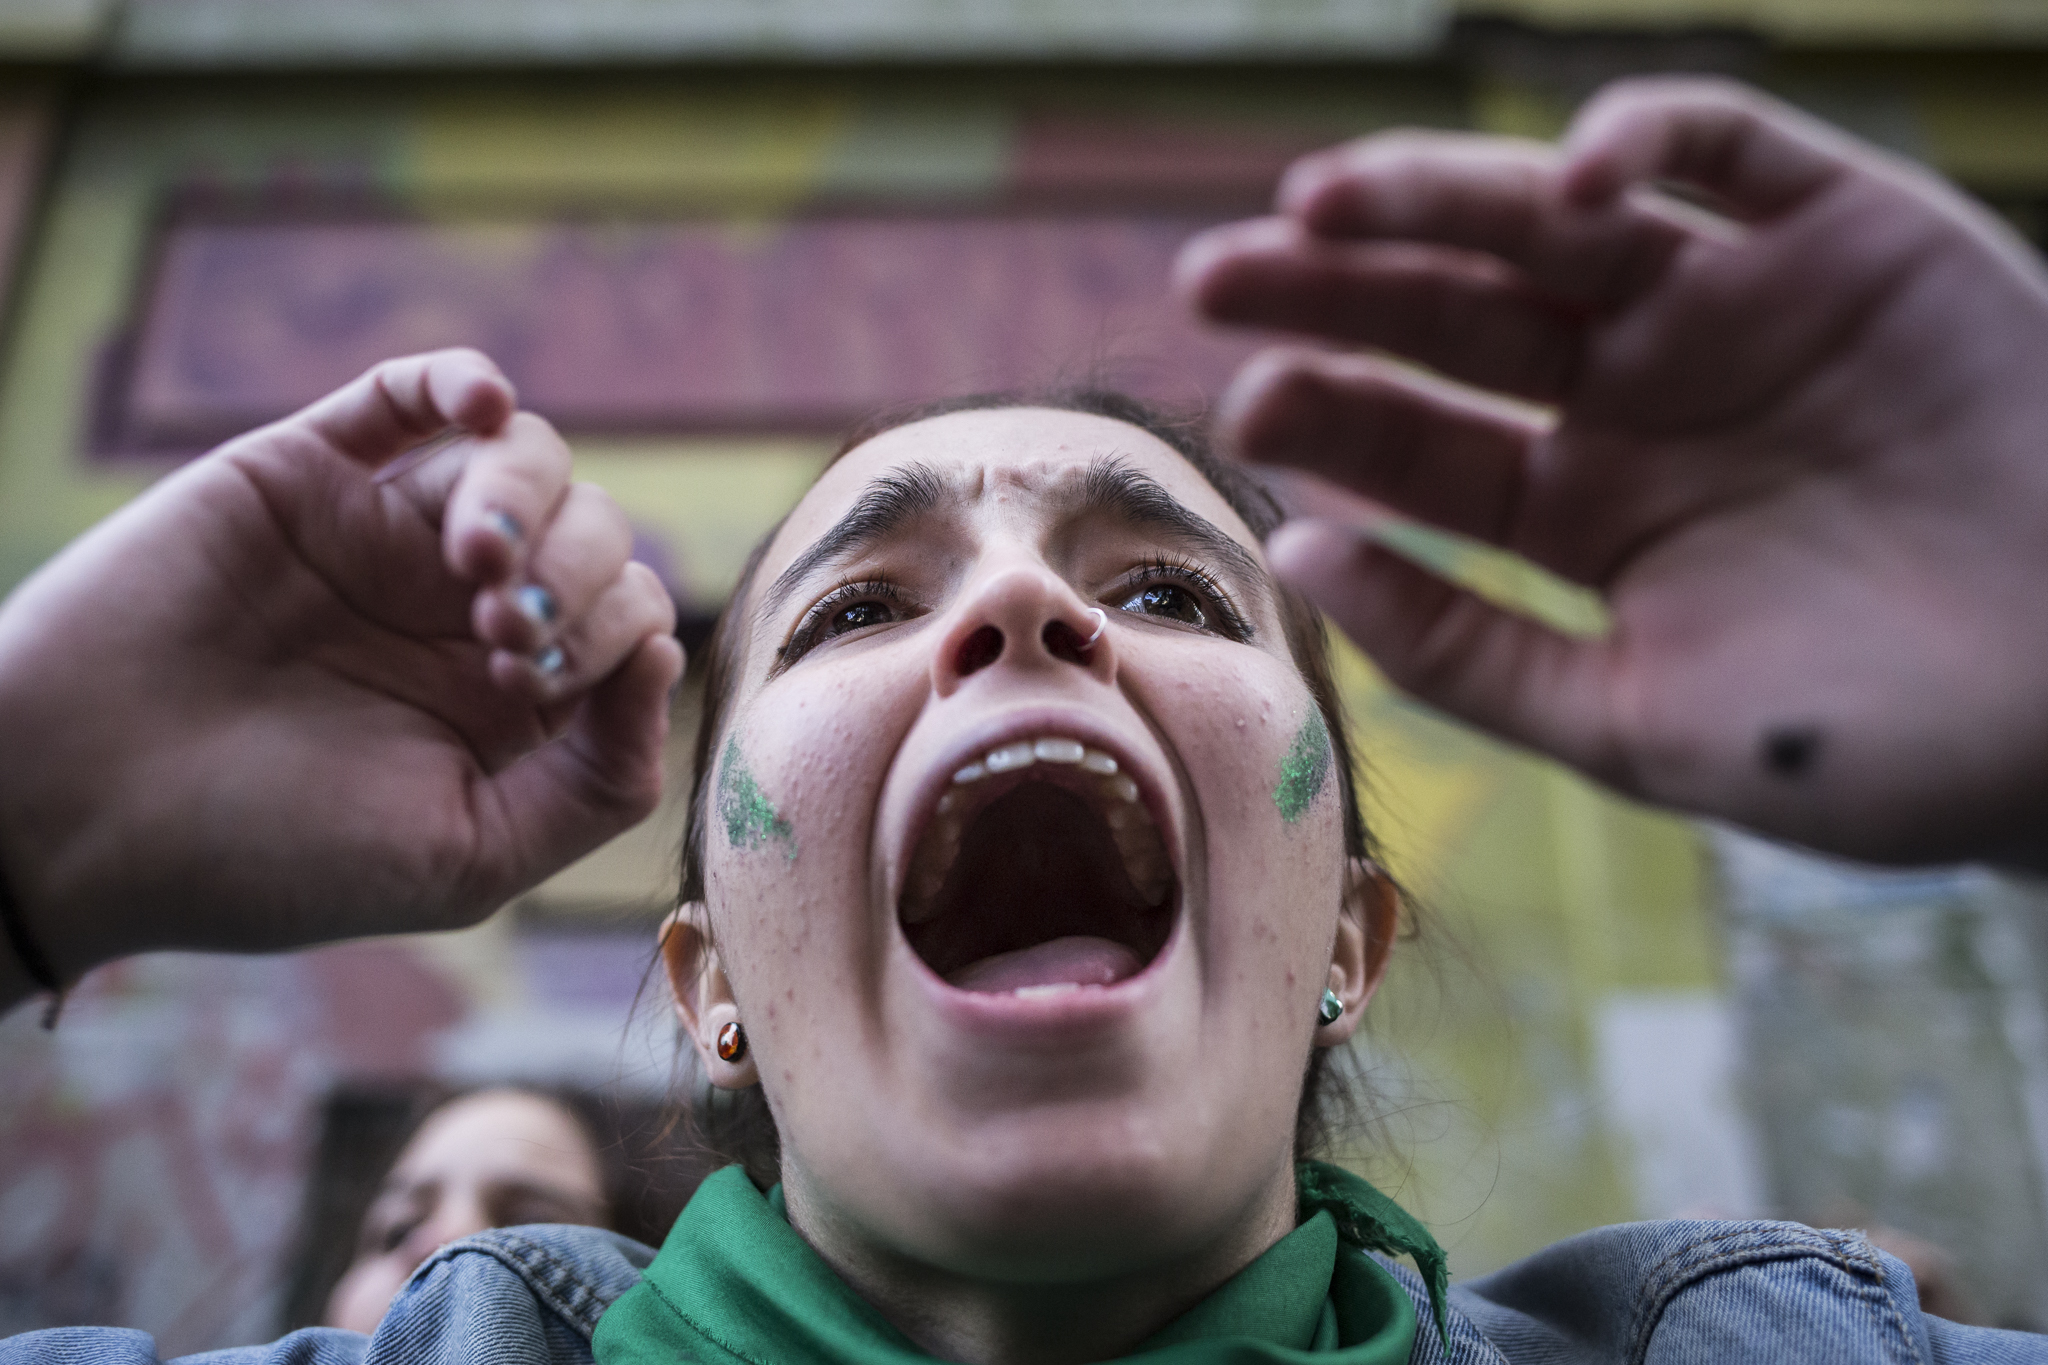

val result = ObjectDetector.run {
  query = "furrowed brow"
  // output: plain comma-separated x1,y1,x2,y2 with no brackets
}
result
757,462,948,626
1077,457,1270,606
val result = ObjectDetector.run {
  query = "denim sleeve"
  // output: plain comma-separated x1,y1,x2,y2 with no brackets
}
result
358,1226,649,1365
0,1327,367,1365
0,1226,650,1365
1445,1218,2048,1365
1930,1317,2048,1364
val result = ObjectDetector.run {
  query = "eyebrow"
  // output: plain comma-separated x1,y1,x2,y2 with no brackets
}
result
757,452,1268,629
1074,456,1268,610
757,461,948,625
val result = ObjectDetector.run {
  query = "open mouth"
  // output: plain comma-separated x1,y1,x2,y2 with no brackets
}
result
899,735,1177,996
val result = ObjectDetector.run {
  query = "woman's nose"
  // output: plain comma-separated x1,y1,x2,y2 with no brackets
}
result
932,561,1114,697
401,1194,491,1269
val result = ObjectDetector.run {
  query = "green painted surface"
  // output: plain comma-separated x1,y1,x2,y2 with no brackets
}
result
1275,708,1334,823
717,735,795,857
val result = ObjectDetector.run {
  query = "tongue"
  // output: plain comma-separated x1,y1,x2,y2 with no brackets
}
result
947,935,1143,993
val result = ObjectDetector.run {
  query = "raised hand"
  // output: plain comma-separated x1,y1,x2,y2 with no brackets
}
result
0,349,681,1009
1178,77,2048,867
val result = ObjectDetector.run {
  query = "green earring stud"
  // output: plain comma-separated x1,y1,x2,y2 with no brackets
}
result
1318,989,1345,1026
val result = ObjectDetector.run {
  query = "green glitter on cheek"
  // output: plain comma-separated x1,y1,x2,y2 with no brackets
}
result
1273,710,1332,823
717,736,795,857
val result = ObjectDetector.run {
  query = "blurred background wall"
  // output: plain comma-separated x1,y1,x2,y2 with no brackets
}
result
1,0,2046,1348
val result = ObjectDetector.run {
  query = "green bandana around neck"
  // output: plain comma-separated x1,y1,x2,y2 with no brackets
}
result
592,1161,1446,1365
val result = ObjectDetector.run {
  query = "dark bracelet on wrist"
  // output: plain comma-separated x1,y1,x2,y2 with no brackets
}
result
0,857,65,1029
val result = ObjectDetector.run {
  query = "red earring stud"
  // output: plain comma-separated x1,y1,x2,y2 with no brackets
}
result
716,1020,747,1063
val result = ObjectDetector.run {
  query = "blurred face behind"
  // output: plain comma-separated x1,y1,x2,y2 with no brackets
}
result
323,1089,607,1335
668,408,1384,1301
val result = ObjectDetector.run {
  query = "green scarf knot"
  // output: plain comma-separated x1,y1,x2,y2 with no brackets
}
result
1296,1160,1450,1345
593,1162,1448,1364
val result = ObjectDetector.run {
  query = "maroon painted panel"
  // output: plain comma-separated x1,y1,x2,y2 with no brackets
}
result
1008,117,1326,210
108,213,1262,454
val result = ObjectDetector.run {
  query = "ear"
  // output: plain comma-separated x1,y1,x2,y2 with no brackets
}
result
1315,859,1400,1048
660,904,759,1090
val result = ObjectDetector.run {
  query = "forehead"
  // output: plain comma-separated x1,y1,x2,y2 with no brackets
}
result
765,407,1264,572
399,1093,589,1173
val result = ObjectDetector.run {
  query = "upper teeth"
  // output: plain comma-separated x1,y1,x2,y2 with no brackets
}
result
955,740,1127,788
902,734,1171,923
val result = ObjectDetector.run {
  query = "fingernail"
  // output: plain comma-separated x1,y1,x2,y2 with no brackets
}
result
484,508,524,546
535,645,566,677
514,584,558,627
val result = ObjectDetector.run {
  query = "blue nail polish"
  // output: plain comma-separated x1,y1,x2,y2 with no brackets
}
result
484,508,524,545
514,584,558,626
535,646,566,677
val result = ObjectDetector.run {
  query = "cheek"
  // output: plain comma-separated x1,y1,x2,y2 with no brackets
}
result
706,648,929,1039
325,1258,411,1333
1131,642,1346,986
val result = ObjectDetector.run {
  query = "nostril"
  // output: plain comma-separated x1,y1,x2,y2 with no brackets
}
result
1042,619,1090,665
955,625,1004,677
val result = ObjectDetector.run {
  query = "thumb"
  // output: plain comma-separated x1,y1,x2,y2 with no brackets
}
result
476,632,686,897
1269,517,1626,782
293,348,518,469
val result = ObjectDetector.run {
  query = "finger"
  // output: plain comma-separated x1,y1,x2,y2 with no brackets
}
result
441,412,574,588
490,561,677,703
1267,517,1618,779
296,348,515,468
473,481,636,654
1219,348,1545,545
476,630,686,892
1179,217,1583,399
1561,76,1851,217
1272,130,1688,308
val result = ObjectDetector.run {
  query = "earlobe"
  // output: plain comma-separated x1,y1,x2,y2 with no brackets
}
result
1315,859,1401,1047
659,905,760,1090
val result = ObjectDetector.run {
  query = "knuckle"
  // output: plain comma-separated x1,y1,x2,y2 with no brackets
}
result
441,344,499,371
622,556,665,593
627,561,681,629
560,485,636,559
572,478,630,523
505,410,568,454
1609,74,1756,125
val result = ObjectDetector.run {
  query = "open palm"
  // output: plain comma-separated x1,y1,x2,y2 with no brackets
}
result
1181,78,2048,864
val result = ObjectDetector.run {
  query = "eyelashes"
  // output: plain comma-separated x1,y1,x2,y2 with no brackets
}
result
779,578,910,664
1110,555,1254,642
776,556,1253,668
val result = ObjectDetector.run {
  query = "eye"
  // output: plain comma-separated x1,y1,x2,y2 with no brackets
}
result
781,579,910,663
828,599,896,636
361,1204,423,1256
488,1183,601,1230
1108,558,1252,642
1119,583,1207,629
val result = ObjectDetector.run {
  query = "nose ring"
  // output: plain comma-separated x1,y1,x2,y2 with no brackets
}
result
1079,607,1107,650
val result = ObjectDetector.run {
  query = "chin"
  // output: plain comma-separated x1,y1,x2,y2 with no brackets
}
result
859,1094,1286,1283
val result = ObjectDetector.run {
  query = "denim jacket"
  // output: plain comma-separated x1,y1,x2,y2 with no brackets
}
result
5,1218,2044,1365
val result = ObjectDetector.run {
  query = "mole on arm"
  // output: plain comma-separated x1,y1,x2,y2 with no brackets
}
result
1761,725,1823,779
